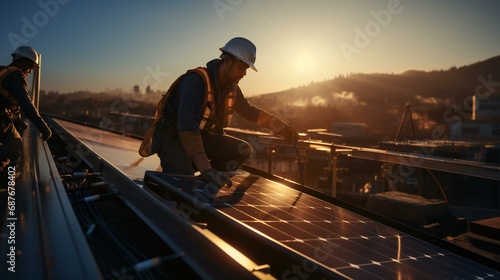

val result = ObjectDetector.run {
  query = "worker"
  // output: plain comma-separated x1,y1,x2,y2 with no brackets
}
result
0,46,52,176
152,37,298,187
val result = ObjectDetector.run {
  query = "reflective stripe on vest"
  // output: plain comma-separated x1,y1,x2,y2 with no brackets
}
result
195,67,236,131
224,89,236,127
196,67,213,130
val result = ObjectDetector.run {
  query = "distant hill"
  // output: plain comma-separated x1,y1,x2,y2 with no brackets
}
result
40,55,500,141
242,55,500,140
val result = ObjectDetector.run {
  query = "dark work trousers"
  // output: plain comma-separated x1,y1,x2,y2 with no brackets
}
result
0,122,22,183
157,129,253,175
0,122,22,163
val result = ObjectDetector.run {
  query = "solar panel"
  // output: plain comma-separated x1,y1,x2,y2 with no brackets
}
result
145,171,500,279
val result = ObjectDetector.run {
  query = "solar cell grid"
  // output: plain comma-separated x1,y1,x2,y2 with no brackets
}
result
151,171,500,279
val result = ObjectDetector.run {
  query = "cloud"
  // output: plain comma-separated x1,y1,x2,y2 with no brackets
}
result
415,95,439,105
332,91,356,100
291,95,327,107
311,95,327,106
413,113,437,130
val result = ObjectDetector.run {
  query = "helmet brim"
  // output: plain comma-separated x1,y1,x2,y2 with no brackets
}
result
220,48,258,72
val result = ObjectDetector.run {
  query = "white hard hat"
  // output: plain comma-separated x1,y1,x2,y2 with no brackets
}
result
12,46,39,67
220,37,257,71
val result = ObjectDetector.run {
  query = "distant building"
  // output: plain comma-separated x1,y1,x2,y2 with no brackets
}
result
450,121,500,141
133,85,141,95
472,94,500,121
450,93,500,141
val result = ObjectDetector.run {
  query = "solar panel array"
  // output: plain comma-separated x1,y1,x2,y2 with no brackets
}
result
152,171,500,279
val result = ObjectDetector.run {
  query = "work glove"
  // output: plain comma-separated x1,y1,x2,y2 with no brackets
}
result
41,129,52,141
199,168,233,188
257,110,299,144
276,125,299,144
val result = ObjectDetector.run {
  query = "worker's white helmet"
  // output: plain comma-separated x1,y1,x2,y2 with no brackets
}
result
12,46,39,67
220,37,257,72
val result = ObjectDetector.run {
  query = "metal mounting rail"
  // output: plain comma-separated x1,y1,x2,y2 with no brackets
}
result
349,147,500,181
254,135,500,181
0,121,101,280
301,139,500,181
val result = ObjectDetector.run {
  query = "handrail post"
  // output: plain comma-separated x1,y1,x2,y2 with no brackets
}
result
31,53,41,108
329,145,338,197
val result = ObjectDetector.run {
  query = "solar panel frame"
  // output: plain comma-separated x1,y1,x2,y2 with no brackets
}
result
144,170,500,279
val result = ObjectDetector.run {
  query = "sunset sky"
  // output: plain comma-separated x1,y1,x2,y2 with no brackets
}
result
1,0,499,96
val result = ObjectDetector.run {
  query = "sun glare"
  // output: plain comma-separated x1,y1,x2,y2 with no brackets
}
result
294,53,314,72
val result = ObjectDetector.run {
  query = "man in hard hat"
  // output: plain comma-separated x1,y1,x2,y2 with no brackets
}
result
154,37,298,187
0,46,52,177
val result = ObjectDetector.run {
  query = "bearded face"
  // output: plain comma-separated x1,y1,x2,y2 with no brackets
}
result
223,56,249,85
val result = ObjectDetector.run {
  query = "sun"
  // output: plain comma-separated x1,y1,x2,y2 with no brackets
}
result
294,53,314,72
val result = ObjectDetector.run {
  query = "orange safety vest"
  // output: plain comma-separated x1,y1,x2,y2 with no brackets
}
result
139,67,236,157
0,66,24,115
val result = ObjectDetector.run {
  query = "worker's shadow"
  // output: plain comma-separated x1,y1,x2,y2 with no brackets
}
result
214,174,259,208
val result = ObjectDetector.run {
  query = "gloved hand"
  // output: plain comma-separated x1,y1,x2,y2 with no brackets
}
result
41,129,52,141
257,111,299,144
276,125,299,144
13,118,28,132
199,168,233,188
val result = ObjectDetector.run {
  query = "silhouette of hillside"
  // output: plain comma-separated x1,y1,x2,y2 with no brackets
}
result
240,55,500,140
40,55,500,141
